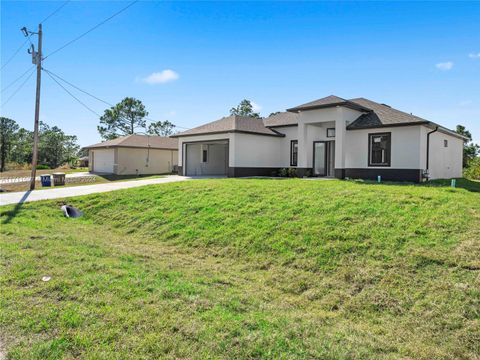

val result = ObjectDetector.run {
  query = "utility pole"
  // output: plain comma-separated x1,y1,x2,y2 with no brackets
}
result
25,24,42,190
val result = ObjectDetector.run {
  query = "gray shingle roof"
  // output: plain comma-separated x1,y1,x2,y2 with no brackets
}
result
171,115,284,137
85,134,178,150
347,98,429,129
284,96,452,132
263,112,298,127
287,95,371,113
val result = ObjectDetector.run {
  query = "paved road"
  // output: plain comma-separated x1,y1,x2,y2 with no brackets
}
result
0,175,190,206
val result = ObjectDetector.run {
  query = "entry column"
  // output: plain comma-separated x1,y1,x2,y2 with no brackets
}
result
334,106,346,179
297,120,308,173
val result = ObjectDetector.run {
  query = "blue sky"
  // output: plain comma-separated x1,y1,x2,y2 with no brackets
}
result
1,1,479,146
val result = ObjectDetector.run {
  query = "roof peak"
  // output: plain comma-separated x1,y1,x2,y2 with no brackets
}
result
287,95,371,113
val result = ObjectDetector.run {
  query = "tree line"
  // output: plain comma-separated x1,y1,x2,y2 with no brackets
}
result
97,97,176,140
0,97,177,172
0,117,79,172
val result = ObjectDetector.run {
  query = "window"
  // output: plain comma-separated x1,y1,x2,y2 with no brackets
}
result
290,140,298,166
368,132,391,167
202,148,208,163
444,139,448,147
327,128,335,138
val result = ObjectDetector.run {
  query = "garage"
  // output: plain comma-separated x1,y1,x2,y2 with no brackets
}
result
85,134,178,175
185,141,228,176
91,148,114,173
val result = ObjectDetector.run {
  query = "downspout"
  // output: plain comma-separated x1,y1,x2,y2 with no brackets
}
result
425,126,438,180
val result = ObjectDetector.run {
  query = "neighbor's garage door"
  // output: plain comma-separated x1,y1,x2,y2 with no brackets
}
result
185,142,228,176
92,149,114,173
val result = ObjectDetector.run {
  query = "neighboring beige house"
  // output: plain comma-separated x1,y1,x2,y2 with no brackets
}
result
84,134,178,175
172,95,465,182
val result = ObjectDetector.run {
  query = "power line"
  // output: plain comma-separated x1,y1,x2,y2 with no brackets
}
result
1,67,36,107
40,0,71,24
1,65,36,93
0,36,31,71
44,0,138,60
42,67,191,130
44,68,102,117
43,67,112,106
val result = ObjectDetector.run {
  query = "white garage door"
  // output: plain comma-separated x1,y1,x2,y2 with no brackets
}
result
92,149,114,173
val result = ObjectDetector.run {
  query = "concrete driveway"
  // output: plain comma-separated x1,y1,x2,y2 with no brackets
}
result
0,175,191,206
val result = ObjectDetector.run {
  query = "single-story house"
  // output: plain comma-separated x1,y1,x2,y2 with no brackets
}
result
172,95,465,182
77,156,89,167
84,134,178,175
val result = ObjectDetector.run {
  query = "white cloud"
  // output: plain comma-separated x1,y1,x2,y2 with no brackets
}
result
435,61,454,71
140,69,179,84
468,53,480,59
251,101,262,112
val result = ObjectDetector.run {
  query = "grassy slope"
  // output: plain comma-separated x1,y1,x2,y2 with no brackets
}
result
1,179,479,359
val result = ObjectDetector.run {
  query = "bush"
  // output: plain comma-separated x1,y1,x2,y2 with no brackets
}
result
36,164,50,170
288,168,297,178
278,168,289,177
464,157,480,180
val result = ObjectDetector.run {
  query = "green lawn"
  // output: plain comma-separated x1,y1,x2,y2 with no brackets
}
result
1,179,479,359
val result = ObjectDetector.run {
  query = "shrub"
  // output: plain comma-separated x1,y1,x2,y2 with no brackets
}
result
278,168,289,177
36,164,50,170
464,157,480,180
288,168,297,178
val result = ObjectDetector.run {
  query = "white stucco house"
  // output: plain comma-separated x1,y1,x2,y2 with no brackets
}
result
85,134,178,175
172,95,464,182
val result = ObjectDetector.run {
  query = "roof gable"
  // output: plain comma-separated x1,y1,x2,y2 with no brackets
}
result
287,95,371,113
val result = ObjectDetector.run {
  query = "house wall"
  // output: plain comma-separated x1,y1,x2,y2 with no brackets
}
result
345,126,422,169
270,126,299,167
419,127,463,179
231,133,284,167
116,148,178,175
343,125,463,181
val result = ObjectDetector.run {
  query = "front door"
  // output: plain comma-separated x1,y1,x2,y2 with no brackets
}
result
313,141,327,176
313,141,335,177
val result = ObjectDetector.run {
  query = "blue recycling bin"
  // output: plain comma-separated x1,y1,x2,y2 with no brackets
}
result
40,174,51,187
